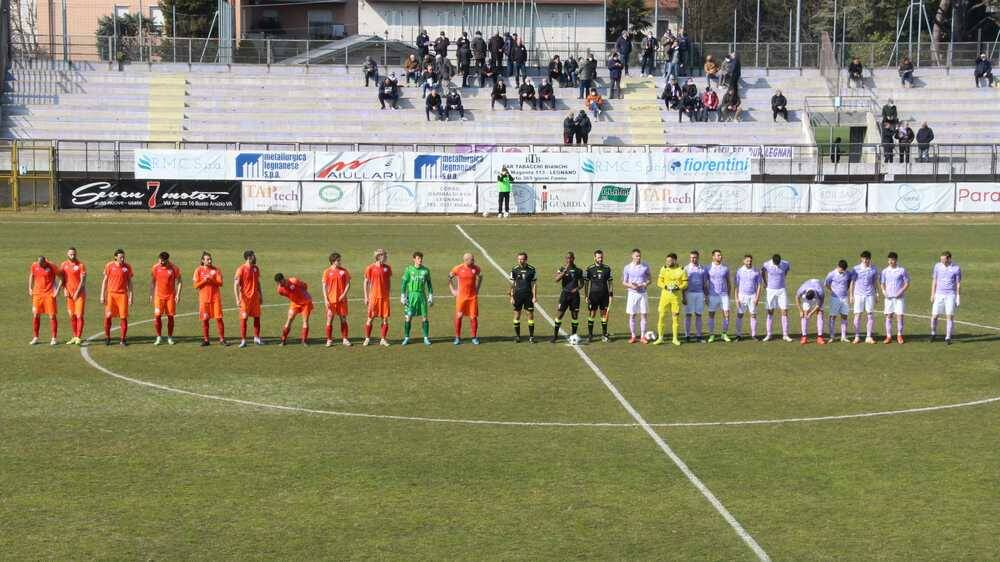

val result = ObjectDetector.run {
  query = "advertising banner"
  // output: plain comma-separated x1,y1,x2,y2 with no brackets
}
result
694,183,753,213
538,183,591,213
313,152,404,181
405,152,491,182
477,182,538,214
416,182,477,213
242,181,300,212
868,183,955,213
301,182,361,213
491,152,582,183
591,183,637,213
59,178,241,210
362,181,418,213
580,152,668,182
753,183,810,213
636,183,695,213
227,151,314,181
708,145,794,159
955,182,1000,212
809,184,868,213
665,153,753,182
134,149,227,180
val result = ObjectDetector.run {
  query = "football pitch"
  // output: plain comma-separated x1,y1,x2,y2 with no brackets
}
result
2,213,998,560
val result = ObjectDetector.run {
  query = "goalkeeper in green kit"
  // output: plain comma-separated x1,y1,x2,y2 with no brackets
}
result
400,251,434,345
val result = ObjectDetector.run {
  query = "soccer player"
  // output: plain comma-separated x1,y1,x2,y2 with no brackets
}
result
100,249,133,346
28,255,61,345
59,247,86,345
850,250,879,344
881,251,910,344
322,252,352,347
622,248,652,343
760,253,793,342
401,251,434,346
654,253,687,346
795,278,827,345
706,249,732,343
509,251,538,343
449,253,482,345
683,250,709,342
824,259,853,343
149,251,181,346
583,249,613,343
234,250,263,348
734,254,762,341
274,273,314,346
363,248,392,347
930,250,962,344
552,252,584,343
193,251,226,346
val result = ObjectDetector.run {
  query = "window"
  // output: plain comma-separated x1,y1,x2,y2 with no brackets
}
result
114,5,129,18
149,6,165,28
308,9,334,40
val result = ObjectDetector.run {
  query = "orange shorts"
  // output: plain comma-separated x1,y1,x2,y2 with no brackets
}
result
367,297,390,318
199,299,223,320
456,297,479,318
65,296,85,317
327,300,348,317
32,294,57,316
239,295,261,319
289,301,314,317
153,295,176,317
105,292,129,319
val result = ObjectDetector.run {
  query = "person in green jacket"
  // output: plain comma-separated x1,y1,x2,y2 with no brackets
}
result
497,166,514,218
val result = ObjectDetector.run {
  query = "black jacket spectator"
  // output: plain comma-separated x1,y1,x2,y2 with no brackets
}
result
679,89,700,122
661,80,682,109
471,33,487,66
881,101,898,127
491,80,508,109
614,32,632,74
425,91,445,121
488,33,504,66
607,55,624,99
720,88,741,122
457,34,472,86
416,31,430,60
434,33,450,57
548,56,563,84
363,57,379,87
573,111,592,145
771,91,788,121
445,90,465,120
564,57,579,86
895,124,915,163
640,35,658,76
880,123,896,162
916,123,935,161
848,58,863,87
518,81,537,110
563,112,576,144
434,55,455,82
974,54,993,87
539,80,556,110
378,76,399,109
898,57,915,87
480,61,497,89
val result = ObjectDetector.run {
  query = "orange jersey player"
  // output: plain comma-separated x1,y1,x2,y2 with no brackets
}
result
322,252,352,347
27,255,62,345
59,246,87,345
193,251,226,346
100,248,134,346
275,273,314,346
448,252,483,344
149,251,182,345
363,248,392,347
234,249,263,348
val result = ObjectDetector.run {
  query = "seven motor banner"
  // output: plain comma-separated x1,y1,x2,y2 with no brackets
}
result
58,178,241,210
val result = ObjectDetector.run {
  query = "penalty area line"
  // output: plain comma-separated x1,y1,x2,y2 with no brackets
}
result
454,224,771,562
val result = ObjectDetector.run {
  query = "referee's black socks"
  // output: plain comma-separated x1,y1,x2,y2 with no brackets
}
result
513,319,521,337
571,320,579,335
587,319,595,336
553,319,561,338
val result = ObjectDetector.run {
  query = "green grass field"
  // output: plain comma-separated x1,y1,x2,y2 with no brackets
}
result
2,213,998,560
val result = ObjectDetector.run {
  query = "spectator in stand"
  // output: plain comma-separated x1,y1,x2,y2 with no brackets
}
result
563,111,576,144
720,86,741,122
663,38,680,80
607,52,624,99
363,56,379,87
895,122,914,163
684,78,698,97
378,75,399,109
661,77,682,110
771,89,788,122
974,52,993,87
549,55,564,86
676,29,691,75
538,78,556,110
421,53,435,70
420,65,439,98
728,52,741,85
579,54,597,99
881,98,899,128
434,54,455,86
480,59,497,89
404,54,420,85
503,33,515,76
491,79,508,109
700,86,719,121
518,78,537,110
615,31,632,76
488,32,504,68
916,122,935,162
457,32,472,87
564,56,579,87
425,90,445,121
416,29,431,61
848,57,864,88
704,54,720,88
831,137,843,163
719,54,733,89
679,86,700,122
585,88,604,117
445,87,467,121
640,34,658,77
898,56,915,87
434,31,450,58
881,121,896,163
512,38,529,86
472,31,487,74
574,110,592,145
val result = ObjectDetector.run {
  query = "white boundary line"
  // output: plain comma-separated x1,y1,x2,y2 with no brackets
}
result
455,224,771,561
8,219,1000,228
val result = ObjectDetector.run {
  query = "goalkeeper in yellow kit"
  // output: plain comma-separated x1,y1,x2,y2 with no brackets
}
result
655,253,688,346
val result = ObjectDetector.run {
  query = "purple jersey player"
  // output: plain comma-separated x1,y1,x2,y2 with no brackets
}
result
734,254,762,341
930,250,962,344
683,251,709,341
706,250,732,343
880,251,911,343
795,278,826,344
622,249,652,342
760,254,792,341
850,250,879,344
824,260,854,342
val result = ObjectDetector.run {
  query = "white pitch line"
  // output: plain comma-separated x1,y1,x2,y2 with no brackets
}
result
455,224,771,562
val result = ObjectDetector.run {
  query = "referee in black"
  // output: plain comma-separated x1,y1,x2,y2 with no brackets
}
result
583,249,614,342
553,252,584,343
509,251,537,343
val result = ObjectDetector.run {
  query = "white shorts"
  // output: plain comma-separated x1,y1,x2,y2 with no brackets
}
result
765,288,787,310
931,294,956,316
708,294,730,313
853,294,875,314
626,291,649,315
884,297,905,315
801,300,822,313
685,292,705,314
737,293,757,314
828,295,850,316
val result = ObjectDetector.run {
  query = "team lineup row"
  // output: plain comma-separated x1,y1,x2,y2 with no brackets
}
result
26,246,963,347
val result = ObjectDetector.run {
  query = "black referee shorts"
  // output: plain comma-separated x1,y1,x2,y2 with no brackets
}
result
587,291,610,311
557,292,581,313
512,292,534,311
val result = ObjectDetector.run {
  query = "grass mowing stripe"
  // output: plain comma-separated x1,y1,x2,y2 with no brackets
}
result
455,223,772,562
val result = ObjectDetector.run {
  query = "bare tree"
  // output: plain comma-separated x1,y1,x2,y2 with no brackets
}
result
10,0,40,54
